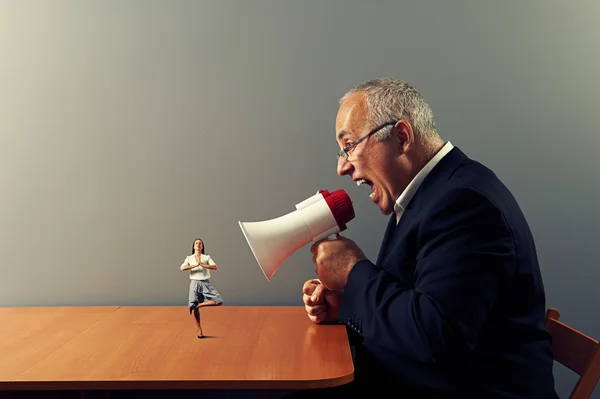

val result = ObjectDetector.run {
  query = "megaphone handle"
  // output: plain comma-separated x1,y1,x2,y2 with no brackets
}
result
313,225,341,241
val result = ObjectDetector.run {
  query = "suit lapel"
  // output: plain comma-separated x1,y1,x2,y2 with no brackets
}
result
376,213,398,265
376,209,414,267
374,147,469,267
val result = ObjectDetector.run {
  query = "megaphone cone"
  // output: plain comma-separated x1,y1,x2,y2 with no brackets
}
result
238,189,355,281
238,210,312,281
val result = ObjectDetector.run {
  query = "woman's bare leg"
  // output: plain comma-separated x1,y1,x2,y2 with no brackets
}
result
193,301,222,337
193,307,203,337
195,300,220,308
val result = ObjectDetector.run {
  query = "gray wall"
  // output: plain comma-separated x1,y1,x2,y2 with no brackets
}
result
1,1,598,397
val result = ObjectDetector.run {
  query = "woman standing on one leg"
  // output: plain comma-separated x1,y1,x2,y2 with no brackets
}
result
180,238,224,338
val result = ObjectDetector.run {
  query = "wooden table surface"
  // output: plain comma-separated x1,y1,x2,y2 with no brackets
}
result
0,306,354,390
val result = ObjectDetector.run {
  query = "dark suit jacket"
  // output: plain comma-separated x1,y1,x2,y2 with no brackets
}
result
339,147,558,398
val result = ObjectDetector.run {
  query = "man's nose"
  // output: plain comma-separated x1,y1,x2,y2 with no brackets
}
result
337,156,350,176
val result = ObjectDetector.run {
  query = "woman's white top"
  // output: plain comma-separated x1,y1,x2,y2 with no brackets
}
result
180,253,215,280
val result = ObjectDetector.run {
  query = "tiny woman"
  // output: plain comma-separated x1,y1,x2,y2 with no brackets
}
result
180,238,223,338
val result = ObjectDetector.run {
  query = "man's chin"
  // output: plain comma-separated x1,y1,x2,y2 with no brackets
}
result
376,201,393,215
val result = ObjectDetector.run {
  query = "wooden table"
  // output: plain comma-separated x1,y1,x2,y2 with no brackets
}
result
0,306,354,392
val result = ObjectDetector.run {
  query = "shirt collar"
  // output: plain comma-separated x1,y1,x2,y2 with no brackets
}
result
394,141,454,214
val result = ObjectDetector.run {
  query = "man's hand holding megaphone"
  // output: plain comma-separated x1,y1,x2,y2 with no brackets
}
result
303,234,366,324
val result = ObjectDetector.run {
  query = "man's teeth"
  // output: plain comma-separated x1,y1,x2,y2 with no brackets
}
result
357,179,375,199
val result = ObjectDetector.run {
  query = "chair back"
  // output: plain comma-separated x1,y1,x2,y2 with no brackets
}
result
545,308,600,399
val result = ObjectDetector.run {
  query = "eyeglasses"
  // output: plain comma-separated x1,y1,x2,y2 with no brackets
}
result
336,121,397,161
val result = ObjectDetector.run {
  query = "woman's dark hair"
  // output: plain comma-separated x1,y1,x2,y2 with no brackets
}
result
191,238,205,254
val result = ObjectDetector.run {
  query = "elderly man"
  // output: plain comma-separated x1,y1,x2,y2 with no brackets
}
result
302,79,558,398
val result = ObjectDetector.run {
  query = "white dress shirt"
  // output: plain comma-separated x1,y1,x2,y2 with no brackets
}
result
394,141,454,223
181,253,215,280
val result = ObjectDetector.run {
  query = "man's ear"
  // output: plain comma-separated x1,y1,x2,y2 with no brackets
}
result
392,120,414,153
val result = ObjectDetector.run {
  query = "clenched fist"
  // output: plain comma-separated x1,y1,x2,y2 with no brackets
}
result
302,279,343,324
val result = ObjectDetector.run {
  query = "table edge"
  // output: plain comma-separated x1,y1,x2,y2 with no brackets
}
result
0,371,354,390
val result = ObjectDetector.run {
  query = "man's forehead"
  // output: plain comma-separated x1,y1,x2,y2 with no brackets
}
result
335,93,368,140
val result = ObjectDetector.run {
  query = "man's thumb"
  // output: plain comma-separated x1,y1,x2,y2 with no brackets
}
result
310,284,325,303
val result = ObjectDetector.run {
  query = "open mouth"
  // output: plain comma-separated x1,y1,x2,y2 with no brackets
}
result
356,178,375,200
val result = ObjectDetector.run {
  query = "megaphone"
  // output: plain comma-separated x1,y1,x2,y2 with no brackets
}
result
238,189,355,281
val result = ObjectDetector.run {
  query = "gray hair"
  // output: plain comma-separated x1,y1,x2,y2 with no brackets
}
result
339,78,440,145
